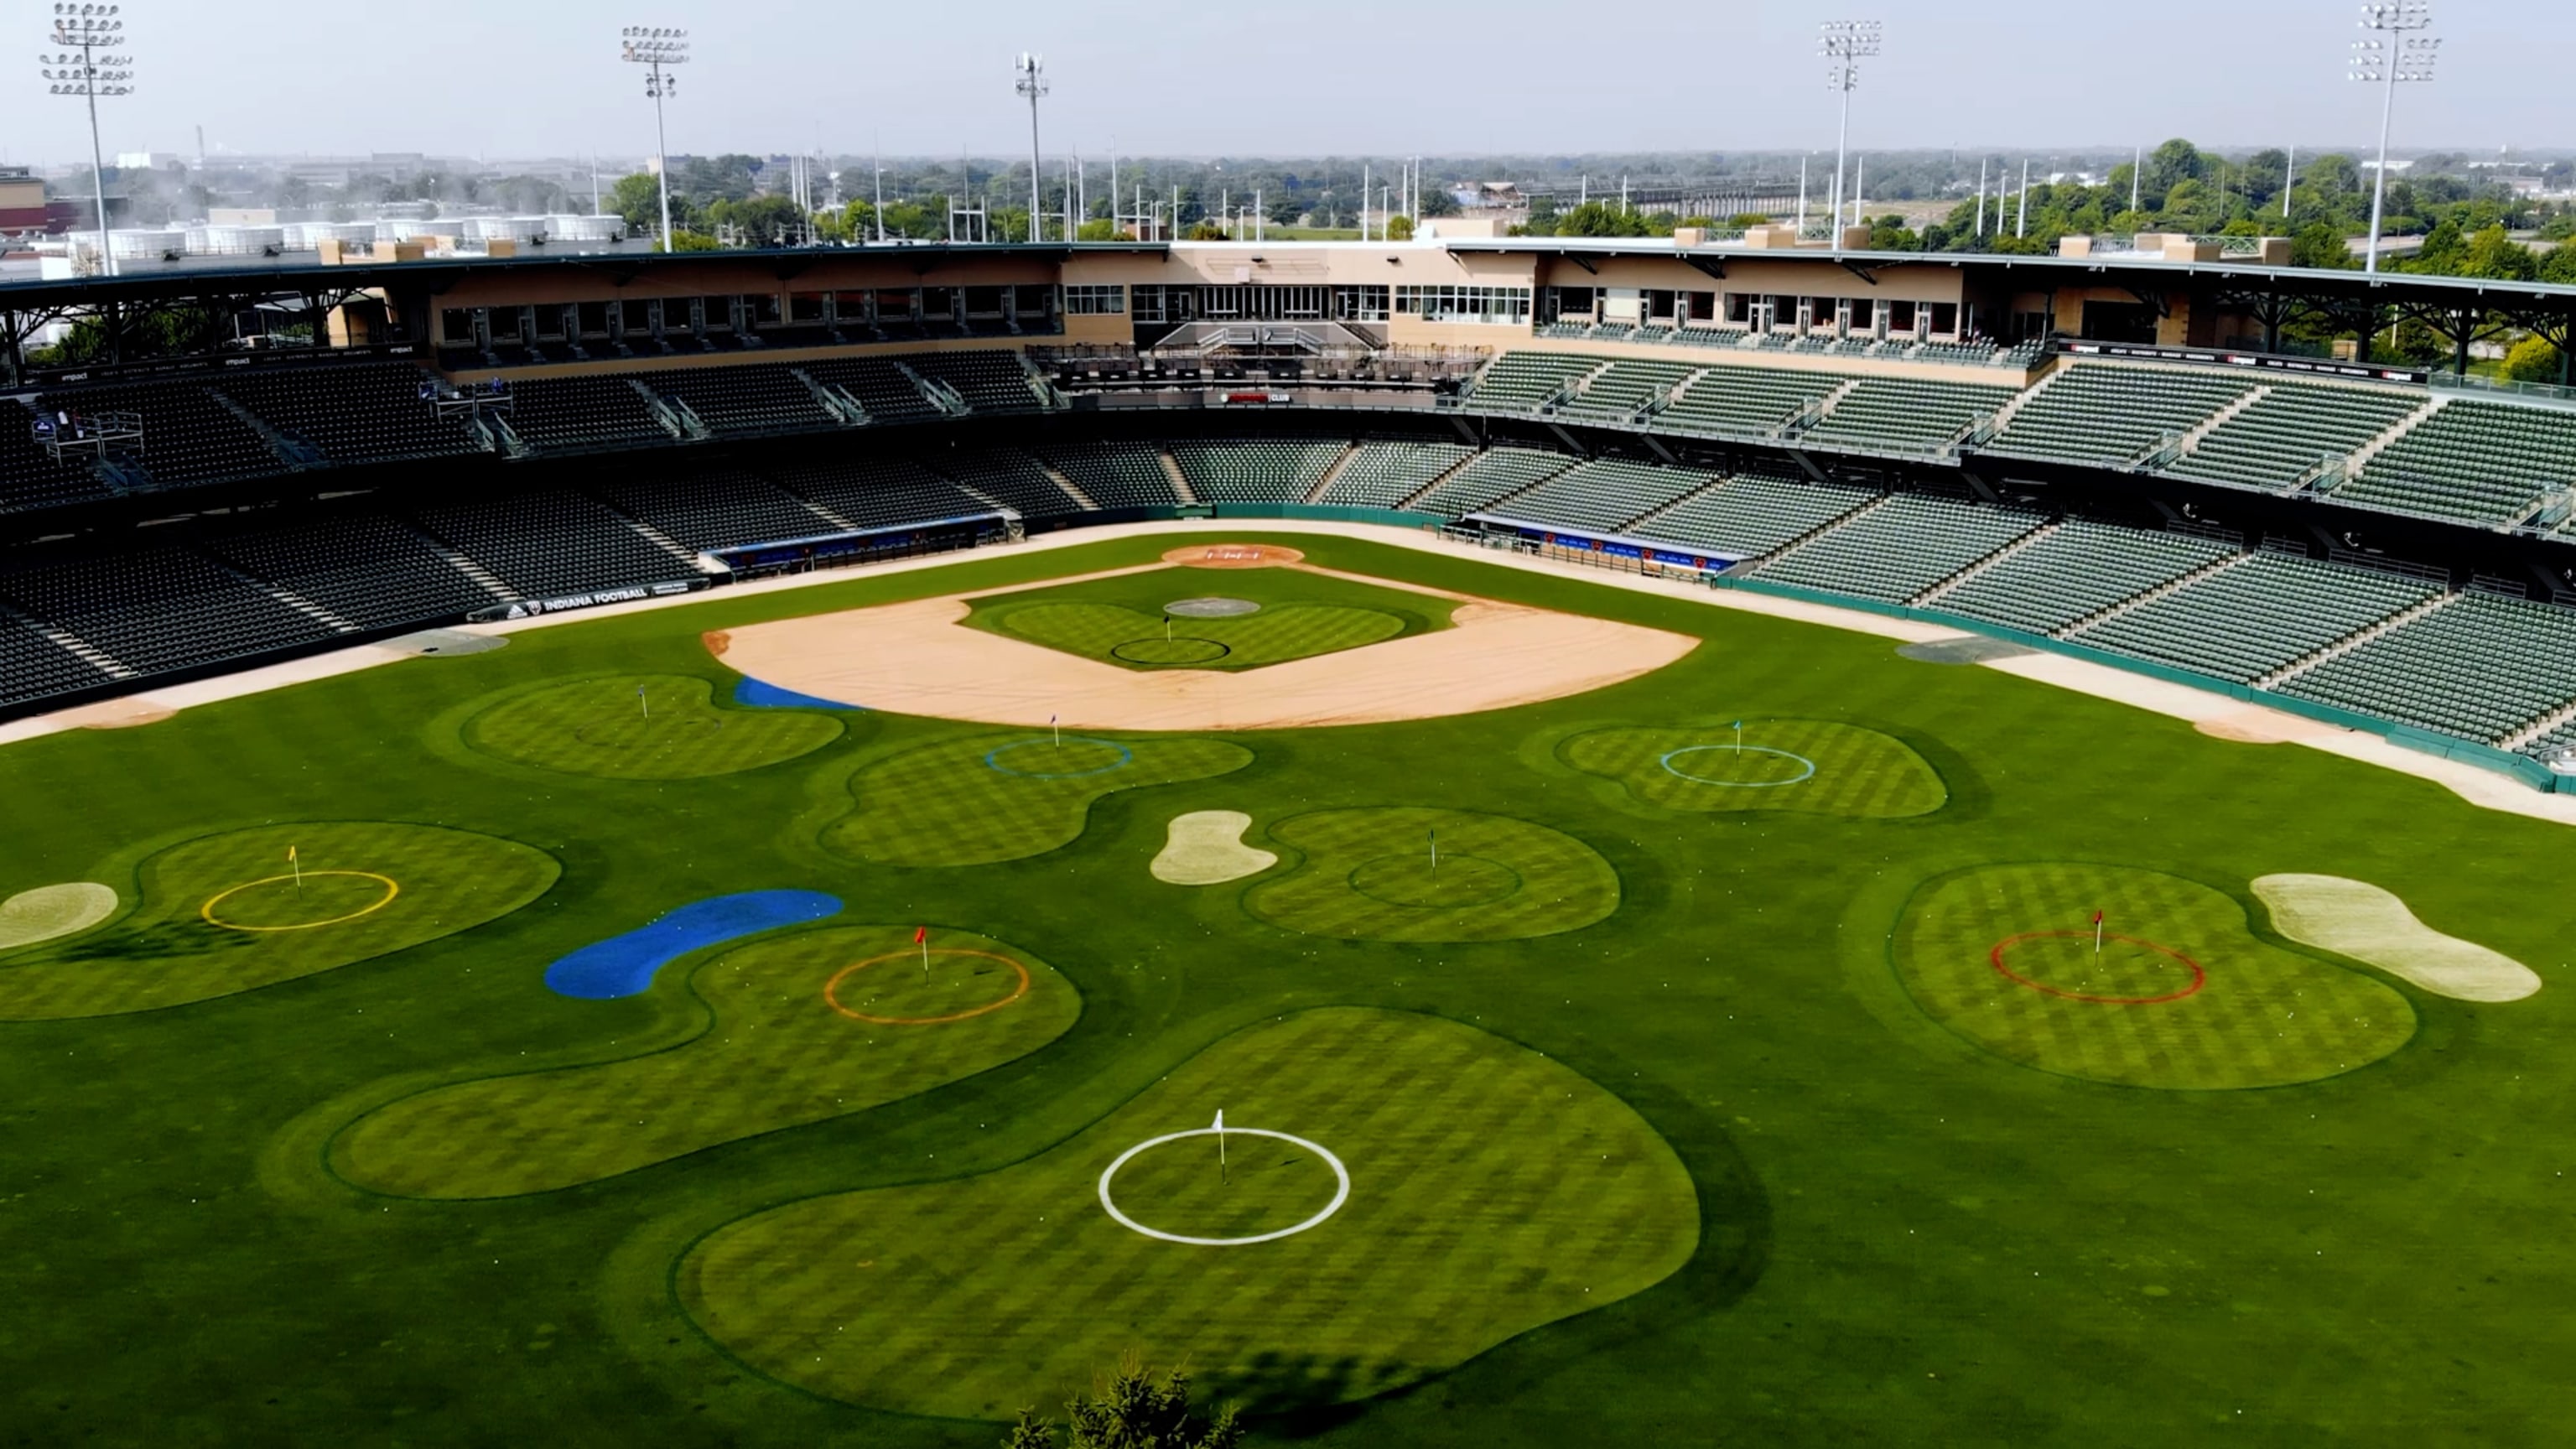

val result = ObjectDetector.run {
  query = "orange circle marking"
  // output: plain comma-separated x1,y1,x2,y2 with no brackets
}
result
201,871,401,932
824,948,1031,1026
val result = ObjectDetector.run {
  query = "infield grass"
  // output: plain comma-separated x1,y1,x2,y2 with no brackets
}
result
964,564,1452,670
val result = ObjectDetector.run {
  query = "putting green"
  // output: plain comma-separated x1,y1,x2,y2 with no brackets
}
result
462,673,844,779
0,822,557,1020
1562,720,1947,818
677,1007,1701,1419
1244,808,1620,942
1891,864,2417,1090
823,734,1254,867
331,926,1077,1198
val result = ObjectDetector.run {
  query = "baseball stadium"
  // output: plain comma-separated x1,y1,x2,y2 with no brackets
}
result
4,217,2575,1446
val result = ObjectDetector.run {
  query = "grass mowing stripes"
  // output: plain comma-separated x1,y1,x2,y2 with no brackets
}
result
823,734,1253,867
1892,863,2417,1089
1244,808,1621,942
330,925,1078,1198
995,601,1407,669
463,673,844,779
1561,719,1947,818
0,821,558,1020
677,1008,1701,1420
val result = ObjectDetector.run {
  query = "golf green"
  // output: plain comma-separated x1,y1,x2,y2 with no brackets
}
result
331,925,1078,1198
1890,863,2418,1089
821,732,1254,867
964,565,1450,670
1561,719,1947,818
463,672,844,779
0,820,557,1020
677,1007,1701,1419
1244,808,1622,942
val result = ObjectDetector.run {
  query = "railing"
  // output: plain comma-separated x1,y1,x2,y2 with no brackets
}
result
2291,453,2349,494
2130,430,2185,472
2429,371,2576,411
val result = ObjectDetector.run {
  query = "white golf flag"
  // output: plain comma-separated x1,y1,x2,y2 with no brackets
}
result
1213,1109,1227,1172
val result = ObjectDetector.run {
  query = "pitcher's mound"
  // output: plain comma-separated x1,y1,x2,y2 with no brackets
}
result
1165,543,1304,569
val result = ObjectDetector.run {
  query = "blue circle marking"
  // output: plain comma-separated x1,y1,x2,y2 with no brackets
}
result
1659,744,1818,787
984,738,1135,779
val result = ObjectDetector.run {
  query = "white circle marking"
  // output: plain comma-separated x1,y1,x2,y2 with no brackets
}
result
1096,1126,1351,1246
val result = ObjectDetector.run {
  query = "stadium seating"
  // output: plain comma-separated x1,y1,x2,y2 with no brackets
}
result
2164,382,2423,491
1409,448,1578,517
411,490,697,600
1751,496,2044,602
1931,522,2236,636
603,472,848,552
1314,441,1475,509
1477,458,1715,535
1555,361,1699,424
2338,400,2576,525
503,377,673,452
1036,443,1183,510
1800,378,2018,454
1654,366,1845,437
2282,592,2576,744
40,381,281,487
929,447,1087,518
802,358,945,424
1986,364,2255,467
0,613,115,708
0,547,340,676
907,353,1046,413
0,400,116,512
765,459,991,532
217,364,482,464
1463,353,1602,411
2069,553,2434,683
1169,440,1348,503
1628,473,1877,558
205,512,501,630
652,366,839,436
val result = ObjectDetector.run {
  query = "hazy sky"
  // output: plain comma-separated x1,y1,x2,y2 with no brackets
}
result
15,0,2567,166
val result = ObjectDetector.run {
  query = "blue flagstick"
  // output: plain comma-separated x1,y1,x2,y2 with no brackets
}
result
1733,719,1744,753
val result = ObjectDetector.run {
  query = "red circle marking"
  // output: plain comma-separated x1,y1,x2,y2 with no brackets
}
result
1989,931,2206,1005
823,948,1032,1026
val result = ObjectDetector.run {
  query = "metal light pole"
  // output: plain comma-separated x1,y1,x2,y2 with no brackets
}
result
1819,20,1880,254
42,3,134,278
2350,3,2437,274
1015,52,1046,243
621,26,688,252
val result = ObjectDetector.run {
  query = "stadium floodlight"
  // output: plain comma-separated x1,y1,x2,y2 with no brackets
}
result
42,3,134,279
2350,2,2437,275
1015,54,1048,244
620,25,689,252
1818,20,1881,254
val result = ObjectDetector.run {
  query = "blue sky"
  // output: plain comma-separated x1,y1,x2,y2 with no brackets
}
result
16,0,2564,164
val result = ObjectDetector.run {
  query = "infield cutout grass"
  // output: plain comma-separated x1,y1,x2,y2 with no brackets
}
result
464,673,844,780
332,925,1076,1198
1244,808,1620,942
1563,720,1946,818
677,1007,1699,1420
824,733,1253,868
1893,864,2417,1090
962,565,1450,673
0,822,557,1020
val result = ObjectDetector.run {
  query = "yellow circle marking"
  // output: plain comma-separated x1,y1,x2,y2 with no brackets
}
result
200,871,401,932
825,948,1031,1026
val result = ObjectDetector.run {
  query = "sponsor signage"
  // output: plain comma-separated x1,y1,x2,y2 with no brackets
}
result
2060,339,2429,387
470,577,704,622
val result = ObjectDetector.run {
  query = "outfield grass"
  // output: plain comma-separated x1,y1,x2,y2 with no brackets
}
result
678,1008,1701,1420
821,732,1254,867
963,565,1451,671
330,925,1079,1197
3,528,2574,1446
462,672,845,779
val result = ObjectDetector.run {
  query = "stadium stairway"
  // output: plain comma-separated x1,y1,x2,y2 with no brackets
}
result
2257,590,2463,690
1158,450,1200,506
1911,520,2066,607
2049,549,2252,639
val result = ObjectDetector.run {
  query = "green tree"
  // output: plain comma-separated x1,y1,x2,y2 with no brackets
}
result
1076,217,1120,242
1384,215,1415,242
1004,1361,1241,1449
2290,221,2357,271
608,173,666,231
2503,335,2568,385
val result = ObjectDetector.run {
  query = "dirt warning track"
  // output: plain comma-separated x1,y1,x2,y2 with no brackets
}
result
709,560,1697,731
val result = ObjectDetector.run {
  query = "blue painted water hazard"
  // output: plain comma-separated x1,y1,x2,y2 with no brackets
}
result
544,890,844,1000
732,677,867,712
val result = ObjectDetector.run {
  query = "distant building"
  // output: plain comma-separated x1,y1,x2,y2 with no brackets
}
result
113,151,179,171
1456,182,1526,210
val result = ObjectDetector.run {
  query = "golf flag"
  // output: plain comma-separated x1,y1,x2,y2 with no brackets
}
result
1213,1109,1227,1176
288,844,303,891
2092,910,2105,957
914,926,927,944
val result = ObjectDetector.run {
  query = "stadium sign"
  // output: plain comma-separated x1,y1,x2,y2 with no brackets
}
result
469,578,706,622
2060,340,2430,386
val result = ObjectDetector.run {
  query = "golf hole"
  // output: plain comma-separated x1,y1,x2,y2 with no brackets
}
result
201,871,401,932
823,948,1033,1025
1659,745,1818,787
1989,931,2208,1005
983,738,1135,779
1098,1124,1351,1246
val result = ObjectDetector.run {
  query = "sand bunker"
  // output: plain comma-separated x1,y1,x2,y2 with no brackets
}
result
1152,811,1277,886
714,580,1696,733
0,883,119,950
2254,874,2541,1003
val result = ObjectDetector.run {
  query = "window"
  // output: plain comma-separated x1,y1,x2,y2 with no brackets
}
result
1929,302,1960,336
790,292,828,323
1392,285,1531,325
439,308,472,344
1724,293,1755,325
1332,285,1389,321
1065,283,1126,314
1847,298,1875,331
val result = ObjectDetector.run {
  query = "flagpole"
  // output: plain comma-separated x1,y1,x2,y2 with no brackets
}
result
289,845,302,894
639,683,649,720
1215,1109,1227,1185
2095,911,2105,961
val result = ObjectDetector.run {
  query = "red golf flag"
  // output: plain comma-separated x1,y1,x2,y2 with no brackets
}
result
914,926,927,944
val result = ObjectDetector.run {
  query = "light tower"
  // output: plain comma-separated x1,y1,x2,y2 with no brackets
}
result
1819,20,1881,253
2350,3,2438,274
620,26,689,251
41,3,134,278
1015,53,1047,244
